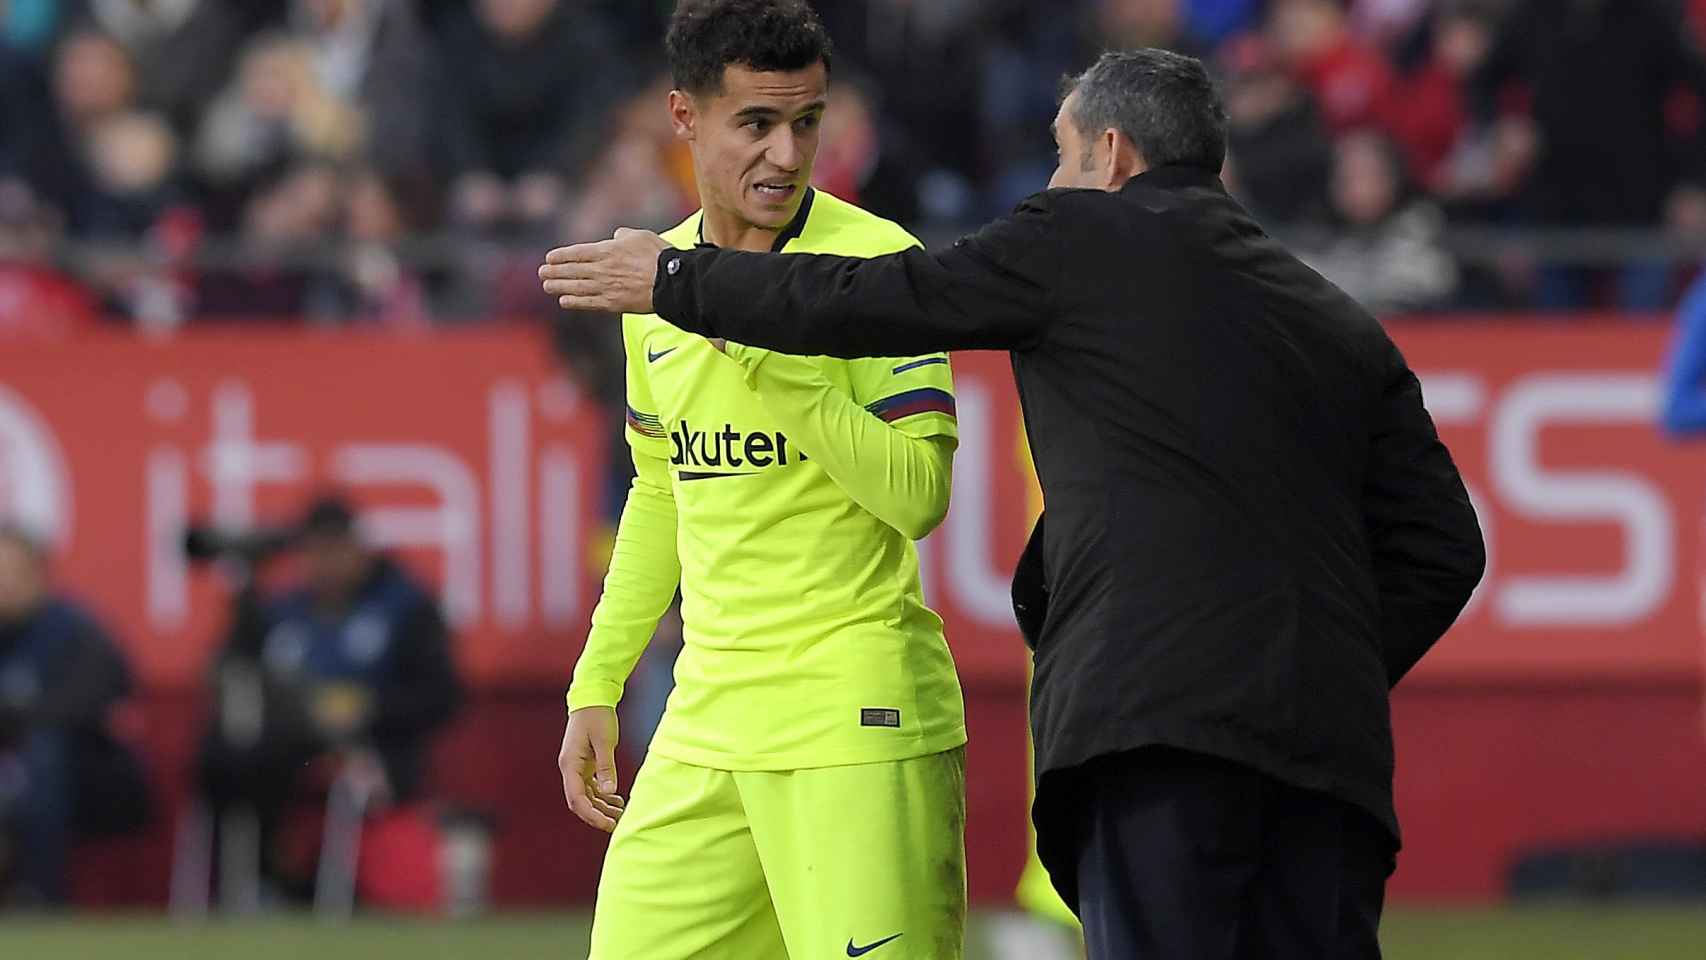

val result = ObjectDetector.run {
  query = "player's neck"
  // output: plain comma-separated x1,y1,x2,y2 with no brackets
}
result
698,206,781,253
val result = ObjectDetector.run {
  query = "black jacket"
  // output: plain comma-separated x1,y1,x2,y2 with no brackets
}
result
0,598,131,738
0,597,149,834
652,167,1486,847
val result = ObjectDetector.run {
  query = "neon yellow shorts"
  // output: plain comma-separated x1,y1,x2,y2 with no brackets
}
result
588,747,967,960
1016,842,1080,928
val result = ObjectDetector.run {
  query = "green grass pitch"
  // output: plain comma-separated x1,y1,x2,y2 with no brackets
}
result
2,908,1705,958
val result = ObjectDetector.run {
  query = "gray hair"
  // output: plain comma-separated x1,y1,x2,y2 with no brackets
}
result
1062,48,1228,174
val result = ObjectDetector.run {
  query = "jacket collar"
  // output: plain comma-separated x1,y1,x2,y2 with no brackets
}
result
1121,163,1226,193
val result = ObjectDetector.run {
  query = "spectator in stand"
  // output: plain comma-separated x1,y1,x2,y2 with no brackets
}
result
73,110,185,241
559,71,697,245
1268,0,1396,137
1349,0,1434,48
196,161,341,320
1385,0,1497,195
33,29,203,328
0,46,34,178
1,0,73,58
984,0,1210,220
817,0,988,221
433,0,626,235
304,168,437,328
1303,129,1459,313
289,0,434,177
1221,35,1333,223
1096,0,1210,58
36,29,137,227
811,76,924,226
494,69,688,334
0,523,143,907
1184,0,1261,46
195,34,365,203
1475,0,1706,309
32,28,186,242
981,3,1085,218
0,179,99,335
80,0,248,137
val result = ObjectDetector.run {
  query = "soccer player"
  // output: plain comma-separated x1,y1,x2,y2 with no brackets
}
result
553,2,967,957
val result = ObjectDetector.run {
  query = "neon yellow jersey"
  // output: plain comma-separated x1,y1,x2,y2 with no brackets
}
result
579,189,966,771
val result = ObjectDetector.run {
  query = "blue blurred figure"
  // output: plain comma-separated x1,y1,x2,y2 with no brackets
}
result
0,523,141,907
1662,272,1706,437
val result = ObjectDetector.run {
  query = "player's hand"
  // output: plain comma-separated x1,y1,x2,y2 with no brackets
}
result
540,228,668,314
559,706,626,833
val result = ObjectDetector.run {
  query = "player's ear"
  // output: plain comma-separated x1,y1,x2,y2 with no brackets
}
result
668,90,696,141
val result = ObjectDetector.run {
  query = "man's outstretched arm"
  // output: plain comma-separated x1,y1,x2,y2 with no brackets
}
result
543,194,1063,358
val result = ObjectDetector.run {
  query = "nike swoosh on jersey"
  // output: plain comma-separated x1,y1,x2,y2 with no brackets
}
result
847,934,903,957
648,346,678,363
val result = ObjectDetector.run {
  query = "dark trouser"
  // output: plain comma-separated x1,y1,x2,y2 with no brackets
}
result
1040,746,1394,960
4,729,73,903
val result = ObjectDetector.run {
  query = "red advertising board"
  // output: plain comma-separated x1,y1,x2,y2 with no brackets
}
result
0,330,607,687
1,321,1703,690
1393,322,1706,679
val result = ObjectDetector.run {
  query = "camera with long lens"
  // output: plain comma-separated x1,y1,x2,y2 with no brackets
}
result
181,524,299,566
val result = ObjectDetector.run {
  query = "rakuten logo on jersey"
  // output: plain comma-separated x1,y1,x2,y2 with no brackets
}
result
668,418,807,479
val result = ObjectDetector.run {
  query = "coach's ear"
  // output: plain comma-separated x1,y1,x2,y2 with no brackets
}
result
668,89,696,141
1101,128,1146,192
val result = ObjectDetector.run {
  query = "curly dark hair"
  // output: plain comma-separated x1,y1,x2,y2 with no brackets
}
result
666,0,833,95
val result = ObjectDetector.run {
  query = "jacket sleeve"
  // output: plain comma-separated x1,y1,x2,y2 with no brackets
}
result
654,194,1062,358
369,598,462,739
36,612,131,730
1364,343,1487,686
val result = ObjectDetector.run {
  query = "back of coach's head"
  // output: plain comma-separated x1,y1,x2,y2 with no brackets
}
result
1056,48,1228,191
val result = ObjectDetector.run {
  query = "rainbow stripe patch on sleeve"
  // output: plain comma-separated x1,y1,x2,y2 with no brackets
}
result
865,387,957,423
626,405,667,439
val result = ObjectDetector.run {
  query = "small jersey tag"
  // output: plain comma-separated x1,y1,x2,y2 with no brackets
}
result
860,708,901,728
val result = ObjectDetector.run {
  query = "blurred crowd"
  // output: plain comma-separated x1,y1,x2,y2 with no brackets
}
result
3,0,1706,336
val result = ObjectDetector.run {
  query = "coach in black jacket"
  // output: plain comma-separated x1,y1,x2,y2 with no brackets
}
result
543,49,1485,959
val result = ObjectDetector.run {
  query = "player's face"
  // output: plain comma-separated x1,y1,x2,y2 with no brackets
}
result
674,62,828,231
1048,92,1103,191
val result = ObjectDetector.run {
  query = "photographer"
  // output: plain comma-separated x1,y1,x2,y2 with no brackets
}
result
0,524,141,907
194,497,461,896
